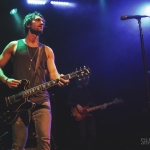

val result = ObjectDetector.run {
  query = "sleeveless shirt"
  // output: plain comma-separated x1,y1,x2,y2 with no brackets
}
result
12,39,50,104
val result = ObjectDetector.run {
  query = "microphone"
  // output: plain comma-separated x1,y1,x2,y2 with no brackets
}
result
120,15,149,20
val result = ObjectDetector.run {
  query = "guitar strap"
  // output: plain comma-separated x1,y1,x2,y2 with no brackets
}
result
30,43,51,111
34,43,44,74
30,43,44,87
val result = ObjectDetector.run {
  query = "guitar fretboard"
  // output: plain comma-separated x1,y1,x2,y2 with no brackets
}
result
22,70,79,97
22,79,59,98
87,102,115,112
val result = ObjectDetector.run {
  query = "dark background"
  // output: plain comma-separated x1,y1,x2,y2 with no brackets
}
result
1,0,150,149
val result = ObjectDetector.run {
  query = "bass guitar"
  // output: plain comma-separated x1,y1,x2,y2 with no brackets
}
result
0,66,90,124
71,98,123,121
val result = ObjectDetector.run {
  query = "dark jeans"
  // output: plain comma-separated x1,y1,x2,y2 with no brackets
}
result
76,116,96,150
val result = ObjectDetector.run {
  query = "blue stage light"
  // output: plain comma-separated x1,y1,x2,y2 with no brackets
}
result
27,0,47,5
50,1,76,7
50,1,68,5
135,3,150,26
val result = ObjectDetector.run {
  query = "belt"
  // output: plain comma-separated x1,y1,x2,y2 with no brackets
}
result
32,104,50,112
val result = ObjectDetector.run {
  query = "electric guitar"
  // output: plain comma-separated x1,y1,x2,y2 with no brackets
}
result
71,98,123,121
0,66,90,124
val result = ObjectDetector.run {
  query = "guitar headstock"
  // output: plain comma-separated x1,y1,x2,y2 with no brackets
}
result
76,66,91,80
113,98,124,104
62,66,91,80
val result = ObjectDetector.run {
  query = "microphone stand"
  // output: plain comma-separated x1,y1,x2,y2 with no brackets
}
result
137,18,150,108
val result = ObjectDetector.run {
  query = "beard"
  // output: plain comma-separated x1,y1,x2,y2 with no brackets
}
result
29,27,43,35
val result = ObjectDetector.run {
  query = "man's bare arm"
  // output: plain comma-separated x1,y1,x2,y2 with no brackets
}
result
45,46,69,86
0,41,21,87
45,46,60,80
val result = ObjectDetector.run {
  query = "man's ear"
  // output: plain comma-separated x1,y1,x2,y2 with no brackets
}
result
26,23,31,28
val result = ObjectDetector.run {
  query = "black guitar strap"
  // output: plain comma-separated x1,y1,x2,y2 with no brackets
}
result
30,43,44,88
34,43,44,73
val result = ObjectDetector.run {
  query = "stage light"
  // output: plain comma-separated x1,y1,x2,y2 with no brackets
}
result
9,8,22,33
135,3,150,26
27,0,47,5
50,1,76,7
10,8,18,15
145,6,150,15
50,1,68,5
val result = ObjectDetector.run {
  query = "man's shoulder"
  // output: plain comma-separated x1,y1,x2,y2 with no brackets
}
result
5,40,19,50
9,39,24,46
8,40,18,45
44,45,52,50
44,45,54,57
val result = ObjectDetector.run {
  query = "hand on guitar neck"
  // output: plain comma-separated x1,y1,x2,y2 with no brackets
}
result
76,104,84,113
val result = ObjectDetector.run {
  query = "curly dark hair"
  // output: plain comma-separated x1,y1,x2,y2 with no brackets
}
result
23,11,45,35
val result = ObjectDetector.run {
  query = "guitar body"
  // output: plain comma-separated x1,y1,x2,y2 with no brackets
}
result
71,105,91,121
0,79,36,124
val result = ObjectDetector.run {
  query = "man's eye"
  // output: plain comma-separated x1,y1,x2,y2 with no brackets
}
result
35,19,45,24
35,19,40,21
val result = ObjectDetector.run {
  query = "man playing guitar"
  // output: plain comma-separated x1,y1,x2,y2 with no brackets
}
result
68,76,107,150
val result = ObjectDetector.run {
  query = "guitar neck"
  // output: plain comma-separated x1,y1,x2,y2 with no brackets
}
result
8,72,77,100
22,72,78,98
87,102,114,112
22,79,59,98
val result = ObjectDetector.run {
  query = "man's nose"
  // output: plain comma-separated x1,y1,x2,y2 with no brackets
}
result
41,21,44,25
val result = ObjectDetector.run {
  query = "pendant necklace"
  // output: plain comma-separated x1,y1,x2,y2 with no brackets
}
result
26,44,39,71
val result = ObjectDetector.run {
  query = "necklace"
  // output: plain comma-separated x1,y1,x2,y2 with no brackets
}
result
26,45,39,71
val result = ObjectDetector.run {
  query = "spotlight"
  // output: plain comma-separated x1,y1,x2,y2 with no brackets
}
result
50,1,76,7
10,8,18,15
50,1,68,5
27,0,47,5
